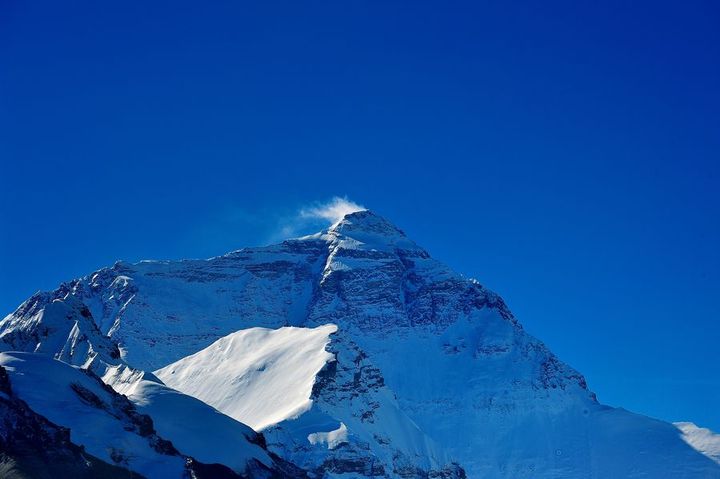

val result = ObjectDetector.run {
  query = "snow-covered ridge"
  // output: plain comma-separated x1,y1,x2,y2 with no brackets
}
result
675,421,720,465
0,352,186,478
156,324,338,431
0,296,298,477
1,209,719,478
156,323,458,476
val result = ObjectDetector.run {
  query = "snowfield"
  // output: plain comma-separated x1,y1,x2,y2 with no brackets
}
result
1,209,719,478
156,324,338,431
123,374,272,472
0,352,186,479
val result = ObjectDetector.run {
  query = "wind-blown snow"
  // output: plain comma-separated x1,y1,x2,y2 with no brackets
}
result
2,209,719,478
300,197,366,224
675,422,720,465
156,324,337,431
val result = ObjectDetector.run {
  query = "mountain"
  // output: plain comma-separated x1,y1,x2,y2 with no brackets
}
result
156,324,339,432
0,352,186,478
0,300,307,477
0,351,303,479
0,362,143,479
676,422,720,465
1,209,718,478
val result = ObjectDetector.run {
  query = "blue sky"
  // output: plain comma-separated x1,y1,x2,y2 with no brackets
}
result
1,1,719,430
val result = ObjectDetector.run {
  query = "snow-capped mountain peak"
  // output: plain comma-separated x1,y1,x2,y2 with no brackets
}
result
330,209,404,238
1,210,719,478
326,209,427,252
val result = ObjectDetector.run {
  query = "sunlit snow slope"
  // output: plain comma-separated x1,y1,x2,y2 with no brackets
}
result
676,422,720,465
0,352,186,479
156,324,337,431
1,210,718,478
0,298,291,478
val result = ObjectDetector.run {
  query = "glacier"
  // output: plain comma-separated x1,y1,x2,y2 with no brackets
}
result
1,209,718,478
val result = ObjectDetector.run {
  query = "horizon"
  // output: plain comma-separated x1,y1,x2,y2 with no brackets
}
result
2,0,719,443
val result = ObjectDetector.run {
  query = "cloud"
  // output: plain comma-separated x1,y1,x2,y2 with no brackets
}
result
267,197,365,243
299,197,366,224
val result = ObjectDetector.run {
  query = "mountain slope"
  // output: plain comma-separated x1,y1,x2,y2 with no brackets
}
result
1,210,718,478
0,364,143,479
0,354,297,479
0,352,186,478
676,422,720,465
156,324,461,477
0,295,299,477
116,372,275,475
156,324,338,431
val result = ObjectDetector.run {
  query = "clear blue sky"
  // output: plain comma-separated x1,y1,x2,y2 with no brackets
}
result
1,1,719,430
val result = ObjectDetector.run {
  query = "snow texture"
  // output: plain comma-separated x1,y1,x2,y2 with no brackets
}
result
0,352,186,479
1,209,719,478
308,422,348,449
676,422,720,465
156,324,337,431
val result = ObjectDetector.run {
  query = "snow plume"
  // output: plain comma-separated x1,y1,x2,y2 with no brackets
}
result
300,197,366,224
271,197,365,241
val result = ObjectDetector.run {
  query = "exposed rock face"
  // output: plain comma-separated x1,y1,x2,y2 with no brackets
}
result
0,293,121,369
1,210,719,478
0,365,145,479
0,361,299,479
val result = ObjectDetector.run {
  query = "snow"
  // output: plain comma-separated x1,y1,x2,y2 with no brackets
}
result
300,197,366,224
308,422,348,449
126,376,272,471
1,210,719,478
675,422,720,465
98,361,274,474
0,295,118,369
155,324,338,431
156,322,452,474
0,350,272,476
0,352,186,479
